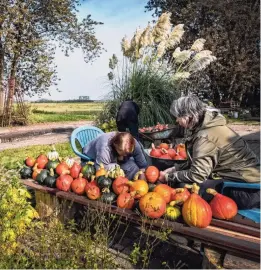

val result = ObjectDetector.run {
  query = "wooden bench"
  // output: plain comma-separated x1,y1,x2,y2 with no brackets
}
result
22,179,260,269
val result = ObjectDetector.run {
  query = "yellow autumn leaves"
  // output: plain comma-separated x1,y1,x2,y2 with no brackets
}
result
120,12,216,83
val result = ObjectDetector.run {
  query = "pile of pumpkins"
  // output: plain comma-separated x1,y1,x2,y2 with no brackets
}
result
150,143,187,160
19,146,238,229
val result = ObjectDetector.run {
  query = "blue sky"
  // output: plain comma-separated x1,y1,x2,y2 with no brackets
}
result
32,0,153,101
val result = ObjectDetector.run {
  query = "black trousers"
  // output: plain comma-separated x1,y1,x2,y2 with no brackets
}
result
176,180,260,210
116,120,139,141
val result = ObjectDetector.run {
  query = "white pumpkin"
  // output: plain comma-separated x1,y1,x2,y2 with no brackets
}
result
47,145,59,161
65,157,75,168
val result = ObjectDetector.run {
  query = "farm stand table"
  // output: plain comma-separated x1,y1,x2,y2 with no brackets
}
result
22,179,260,269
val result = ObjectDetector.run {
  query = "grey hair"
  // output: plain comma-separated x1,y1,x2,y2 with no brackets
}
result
170,96,207,128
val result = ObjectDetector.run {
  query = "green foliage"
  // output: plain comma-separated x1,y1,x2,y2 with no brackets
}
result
0,143,73,170
0,167,38,256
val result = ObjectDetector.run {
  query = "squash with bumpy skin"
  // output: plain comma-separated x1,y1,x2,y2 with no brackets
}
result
47,145,59,161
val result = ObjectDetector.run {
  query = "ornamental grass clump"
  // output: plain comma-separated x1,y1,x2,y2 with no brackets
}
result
96,12,216,127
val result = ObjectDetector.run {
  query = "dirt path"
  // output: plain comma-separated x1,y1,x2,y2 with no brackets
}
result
0,122,259,154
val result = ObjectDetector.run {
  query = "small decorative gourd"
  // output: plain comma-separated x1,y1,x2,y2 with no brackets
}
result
108,164,125,179
36,169,49,185
97,173,112,189
47,145,59,161
65,157,75,168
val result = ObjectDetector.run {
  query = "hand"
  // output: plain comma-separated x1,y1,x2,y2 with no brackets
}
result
163,167,176,174
158,171,166,183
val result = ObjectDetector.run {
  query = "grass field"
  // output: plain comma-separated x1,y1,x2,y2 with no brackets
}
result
29,102,105,123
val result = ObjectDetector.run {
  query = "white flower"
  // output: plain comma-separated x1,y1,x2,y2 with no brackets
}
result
191,38,206,52
189,55,217,72
167,24,184,48
140,24,153,47
156,41,166,58
172,47,192,63
152,12,172,43
194,50,213,60
121,36,130,53
172,72,191,81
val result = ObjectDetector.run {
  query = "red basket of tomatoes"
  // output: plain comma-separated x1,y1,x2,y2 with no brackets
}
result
144,143,188,171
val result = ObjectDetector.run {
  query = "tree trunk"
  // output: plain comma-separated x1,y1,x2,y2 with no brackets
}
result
0,40,4,115
5,55,18,126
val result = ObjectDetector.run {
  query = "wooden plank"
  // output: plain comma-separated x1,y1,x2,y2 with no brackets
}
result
22,179,260,259
223,252,260,269
211,219,260,236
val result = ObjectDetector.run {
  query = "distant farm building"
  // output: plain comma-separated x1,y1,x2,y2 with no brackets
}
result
79,96,90,100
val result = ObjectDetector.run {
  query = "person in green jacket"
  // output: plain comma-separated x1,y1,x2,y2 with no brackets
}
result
159,96,260,209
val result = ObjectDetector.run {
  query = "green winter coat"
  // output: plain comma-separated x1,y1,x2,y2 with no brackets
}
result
167,110,260,184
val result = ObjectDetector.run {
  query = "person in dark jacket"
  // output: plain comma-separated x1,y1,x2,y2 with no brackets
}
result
159,96,260,209
116,100,140,140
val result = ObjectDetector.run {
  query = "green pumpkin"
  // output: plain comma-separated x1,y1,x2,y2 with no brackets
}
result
97,174,112,189
81,161,96,180
44,169,57,188
100,189,116,204
46,160,59,170
36,169,49,185
20,166,32,179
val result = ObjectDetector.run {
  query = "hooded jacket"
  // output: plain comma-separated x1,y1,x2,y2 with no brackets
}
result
166,110,260,185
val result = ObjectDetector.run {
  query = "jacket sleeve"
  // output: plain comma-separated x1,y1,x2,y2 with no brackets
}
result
166,137,219,185
132,140,148,169
95,145,118,171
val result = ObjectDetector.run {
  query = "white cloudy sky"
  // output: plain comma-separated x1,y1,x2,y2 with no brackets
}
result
31,0,153,101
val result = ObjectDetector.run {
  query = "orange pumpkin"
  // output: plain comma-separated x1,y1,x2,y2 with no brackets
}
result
117,192,135,209
128,180,148,199
86,185,101,200
168,149,177,159
56,174,73,192
159,143,169,150
95,163,107,178
25,157,36,167
150,143,162,158
85,175,98,192
36,154,48,169
207,188,238,220
71,174,87,195
139,192,166,218
145,166,159,183
171,187,190,202
112,176,129,195
154,184,172,203
182,184,212,228
32,163,42,180
56,163,70,175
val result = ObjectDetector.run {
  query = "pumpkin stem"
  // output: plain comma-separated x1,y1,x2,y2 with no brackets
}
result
175,188,185,193
79,173,83,178
99,163,104,169
169,200,183,206
91,175,96,182
127,181,133,186
61,170,70,175
49,168,54,177
133,170,142,181
33,163,39,170
102,187,110,193
206,188,218,196
130,191,137,197
161,148,168,154
87,161,94,166
191,183,200,194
